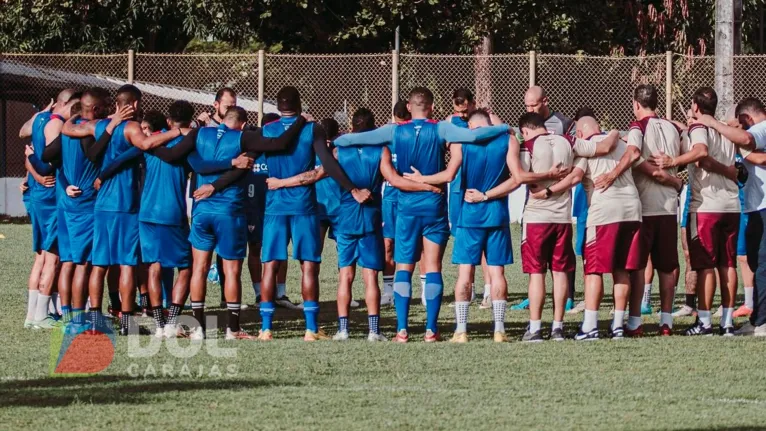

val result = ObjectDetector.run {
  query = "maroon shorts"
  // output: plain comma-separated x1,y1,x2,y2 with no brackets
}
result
687,212,740,270
521,222,575,274
583,221,642,275
638,215,679,273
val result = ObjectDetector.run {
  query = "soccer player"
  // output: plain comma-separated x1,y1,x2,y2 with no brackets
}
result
508,112,619,341
596,85,683,337
149,105,309,340
333,87,510,342
61,84,181,335
734,161,756,318
651,87,740,336
197,87,237,127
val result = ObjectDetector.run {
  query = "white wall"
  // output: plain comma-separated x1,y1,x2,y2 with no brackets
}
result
0,178,27,217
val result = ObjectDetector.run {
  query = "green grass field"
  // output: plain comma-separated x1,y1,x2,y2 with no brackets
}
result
2,223,766,430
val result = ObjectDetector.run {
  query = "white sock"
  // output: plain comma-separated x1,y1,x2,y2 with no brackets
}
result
612,310,625,330
552,320,564,330
483,284,491,299
722,307,734,328
642,284,652,306
582,309,598,332
660,312,673,328
35,294,51,322
50,292,60,314
455,301,470,333
420,275,427,289
383,276,394,296
528,319,542,333
626,316,642,330
252,282,261,298
276,283,286,298
492,300,506,332
698,310,712,327
745,287,754,309
26,290,39,321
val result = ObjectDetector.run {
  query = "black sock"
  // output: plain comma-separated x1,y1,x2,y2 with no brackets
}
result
227,302,241,332
216,255,226,302
168,303,182,326
120,311,130,332
568,270,576,300
685,294,697,309
152,305,166,328
139,293,148,310
191,301,205,329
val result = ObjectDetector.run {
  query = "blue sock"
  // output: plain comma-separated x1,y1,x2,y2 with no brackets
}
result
61,305,72,323
424,272,444,333
304,300,319,332
368,314,380,334
72,308,85,325
260,301,275,331
161,267,174,308
394,270,413,332
339,316,349,333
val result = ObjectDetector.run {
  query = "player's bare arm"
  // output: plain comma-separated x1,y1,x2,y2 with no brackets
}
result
405,144,462,185
594,145,641,191
18,99,53,138
590,130,620,157
380,147,441,194
530,167,585,199
465,141,521,202
126,122,182,151
24,158,54,188
696,114,756,151
267,167,327,190
507,134,569,184
651,143,708,169
62,116,98,138
698,156,738,182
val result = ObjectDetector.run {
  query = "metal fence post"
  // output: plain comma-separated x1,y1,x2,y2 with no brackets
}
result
127,49,135,84
391,50,399,121
665,51,673,119
528,50,536,87
258,50,265,126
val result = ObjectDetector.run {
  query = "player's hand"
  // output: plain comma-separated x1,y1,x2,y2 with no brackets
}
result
108,105,134,128
24,145,35,157
301,112,315,122
403,166,425,183
193,184,215,200
19,181,28,194
547,164,570,181
650,153,674,168
351,188,372,203
425,184,443,194
651,169,682,191
232,153,254,169
594,172,616,191
66,185,82,197
42,98,55,113
692,114,716,128
464,189,485,203
266,178,284,190
93,178,102,191
179,127,191,136
40,175,55,188
197,112,211,125
725,118,742,128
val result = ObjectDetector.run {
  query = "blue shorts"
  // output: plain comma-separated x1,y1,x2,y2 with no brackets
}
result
336,230,384,270
92,211,139,266
382,199,397,240
452,226,513,266
321,218,336,242
738,212,749,256
60,211,94,264
29,202,57,253
680,185,691,229
246,210,264,244
262,214,321,263
190,213,247,260
575,215,588,257
394,213,450,264
140,222,191,268
449,193,462,236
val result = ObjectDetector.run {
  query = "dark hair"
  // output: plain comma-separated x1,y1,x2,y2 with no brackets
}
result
142,110,167,133
408,87,434,108
262,113,281,124
167,100,194,126
116,84,142,107
467,109,491,123
215,87,236,102
735,97,766,118
351,108,376,132
70,102,82,117
224,106,248,123
452,87,474,105
70,91,84,100
634,84,658,110
518,112,546,130
320,118,340,140
83,87,111,118
573,106,596,121
276,86,301,112
691,87,717,116
393,100,410,121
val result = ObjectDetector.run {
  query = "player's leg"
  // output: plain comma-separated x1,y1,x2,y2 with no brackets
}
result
136,264,149,316
577,274,603,341
640,256,655,315
25,252,45,328
627,217,656,335
450,264,474,343
117,264,138,335
221,257,251,339
334,264,355,340
685,213,715,335
146,262,165,336
189,247,212,337
716,213,740,334
33,250,60,328
382,238,396,305
450,227,479,343
611,270,630,337
734,210,754,317
259,260,280,338
290,214,325,341
70,263,90,327
247,240,262,303
420,214,450,342
87,265,108,332
58,262,74,323
362,268,385,341
550,225,575,337
391,213,421,342
522,222,548,342
165,266,191,338
106,265,121,317
674,227,698,317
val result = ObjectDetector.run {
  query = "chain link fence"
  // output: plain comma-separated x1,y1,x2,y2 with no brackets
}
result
5,51,766,178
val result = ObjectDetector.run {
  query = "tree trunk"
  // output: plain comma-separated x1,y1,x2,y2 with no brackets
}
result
474,36,493,109
715,0,739,118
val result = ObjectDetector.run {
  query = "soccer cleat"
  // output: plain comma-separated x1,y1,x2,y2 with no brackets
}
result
550,328,565,341
493,331,509,343
733,305,753,318
423,330,441,343
349,299,360,308
659,324,673,336
304,329,331,341
719,326,735,337
275,295,303,310
565,298,575,312
163,324,185,339
367,332,388,342
392,330,409,343
449,332,469,343
640,303,653,315
608,326,624,340
332,330,349,341
566,300,586,315
755,324,766,337
479,297,491,310
33,316,62,329
105,307,117,319
23,319,35,329
624,326,644,338
154,327,165,339
119,325,151,336
380,294,394,306
575,329,600,341
225,329,257,340
522,329,543,343
510,298,530,310
189,327,206,341
257,329,273,341
712,305,722,318
684,322,713,336
672,305,696,317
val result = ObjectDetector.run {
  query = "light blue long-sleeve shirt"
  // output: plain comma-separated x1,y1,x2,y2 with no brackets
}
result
332,121,509,147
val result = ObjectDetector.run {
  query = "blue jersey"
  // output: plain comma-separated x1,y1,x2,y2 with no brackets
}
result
60,118,100,213
394,119,447,216
458,133,510,227
263,117,317,216
140,134,188,225
244,155,268,216
315,154,342,220
449,116,468,197
29,112,57,204
94,120,140,213
334,146,384,235
193,125,245,216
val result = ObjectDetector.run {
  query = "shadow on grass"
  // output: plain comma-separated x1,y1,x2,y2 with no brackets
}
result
0,375,280,408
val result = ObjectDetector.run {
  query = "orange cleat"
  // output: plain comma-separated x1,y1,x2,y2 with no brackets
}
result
625,325,644,338
423,330,441,343
733,305,753,318
391,329,409,343
658,324,673,336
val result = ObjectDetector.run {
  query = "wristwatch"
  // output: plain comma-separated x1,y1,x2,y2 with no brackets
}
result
544,187,552,199
481,193,489,202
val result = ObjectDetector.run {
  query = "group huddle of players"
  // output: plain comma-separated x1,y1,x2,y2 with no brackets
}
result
19,79,766,343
